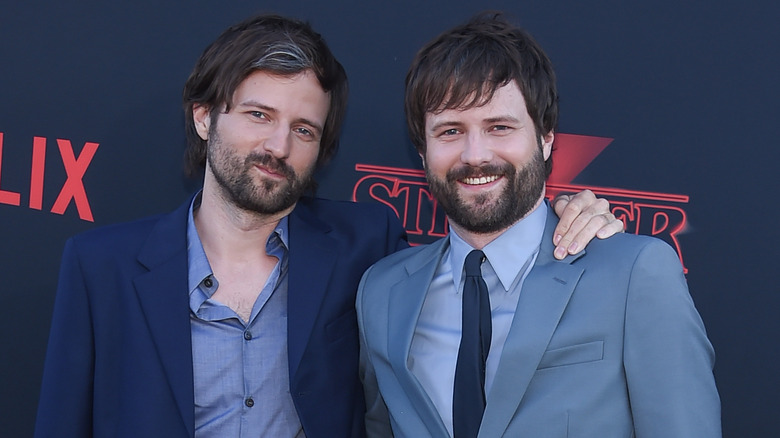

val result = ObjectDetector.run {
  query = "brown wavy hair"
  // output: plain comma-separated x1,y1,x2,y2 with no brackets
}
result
405,12,558,175
182,14,348,177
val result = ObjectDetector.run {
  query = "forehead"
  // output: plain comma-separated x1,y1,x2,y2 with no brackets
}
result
233,69,330,120
426,81,529,125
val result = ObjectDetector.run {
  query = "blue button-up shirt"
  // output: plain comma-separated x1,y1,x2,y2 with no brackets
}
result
187,196,304,437
409,205,547,436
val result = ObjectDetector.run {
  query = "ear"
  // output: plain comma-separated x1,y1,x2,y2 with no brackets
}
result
418,151,426,169
541,131,554,161
192,105,211,141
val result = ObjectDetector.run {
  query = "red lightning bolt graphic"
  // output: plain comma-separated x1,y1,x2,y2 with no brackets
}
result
547,133,613,184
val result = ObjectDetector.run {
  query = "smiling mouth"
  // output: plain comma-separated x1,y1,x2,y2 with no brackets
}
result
247,153,292,180
253,162,290,180
461,175,500,185
254,164,281,177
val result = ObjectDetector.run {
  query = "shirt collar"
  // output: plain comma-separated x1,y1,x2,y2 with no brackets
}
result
448,204,547,292
185,191,290,299
187,193,211,297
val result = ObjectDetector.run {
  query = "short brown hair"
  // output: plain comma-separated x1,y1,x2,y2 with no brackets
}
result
182,14,348,176
405,12,558,175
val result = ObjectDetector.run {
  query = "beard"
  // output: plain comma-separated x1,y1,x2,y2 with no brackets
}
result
426,148,547,234
206,130,315,215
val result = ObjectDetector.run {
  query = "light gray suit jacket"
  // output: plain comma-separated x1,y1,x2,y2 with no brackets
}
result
357,206,720,437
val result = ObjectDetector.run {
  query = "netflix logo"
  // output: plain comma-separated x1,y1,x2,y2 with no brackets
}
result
0,132,99,222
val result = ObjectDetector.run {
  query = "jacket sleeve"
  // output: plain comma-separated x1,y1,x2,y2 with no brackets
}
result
34,238,95,437
357,265,394,438
623,239,721,437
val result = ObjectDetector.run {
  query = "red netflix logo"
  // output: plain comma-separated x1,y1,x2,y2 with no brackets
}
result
0,132,99,222
352,133,690,272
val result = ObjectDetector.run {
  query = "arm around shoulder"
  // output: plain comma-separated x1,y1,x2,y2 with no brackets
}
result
379,203,409,255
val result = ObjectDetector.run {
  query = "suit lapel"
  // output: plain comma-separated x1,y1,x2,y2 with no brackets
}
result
480,206,585,438
286,201,338,379
133,199,195,437
387,239,451,437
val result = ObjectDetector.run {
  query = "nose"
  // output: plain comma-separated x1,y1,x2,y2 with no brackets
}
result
460,132,493,166
262,125,292,159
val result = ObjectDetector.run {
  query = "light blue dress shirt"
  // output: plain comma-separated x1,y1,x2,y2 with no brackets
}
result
409,205,547,436
186,196,304,437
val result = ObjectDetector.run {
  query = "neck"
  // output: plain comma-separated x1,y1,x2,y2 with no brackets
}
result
194,178,294,262
449,192,545,250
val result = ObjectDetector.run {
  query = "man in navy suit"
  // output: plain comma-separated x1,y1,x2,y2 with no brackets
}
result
34,14,622,437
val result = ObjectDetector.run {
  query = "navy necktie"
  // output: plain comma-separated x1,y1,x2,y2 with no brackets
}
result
453,249,492,438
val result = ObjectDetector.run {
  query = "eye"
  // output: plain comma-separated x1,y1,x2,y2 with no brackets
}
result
489,125,515,135
294,127,313,137
441,128,460,136
293,126,320,141
249,111,268,120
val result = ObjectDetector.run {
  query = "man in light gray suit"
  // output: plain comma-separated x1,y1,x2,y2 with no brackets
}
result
357,13,721,438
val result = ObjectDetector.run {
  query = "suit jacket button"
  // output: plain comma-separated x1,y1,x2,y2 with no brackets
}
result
244,331,252,340
245,397,254,407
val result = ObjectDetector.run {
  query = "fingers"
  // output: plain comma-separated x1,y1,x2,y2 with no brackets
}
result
552,190,596,243
552,192,577,219
552,191,624,260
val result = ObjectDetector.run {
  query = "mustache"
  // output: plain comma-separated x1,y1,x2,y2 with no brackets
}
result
446,163,514,182
245,152,295,178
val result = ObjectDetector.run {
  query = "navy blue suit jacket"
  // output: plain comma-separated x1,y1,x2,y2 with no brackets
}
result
35,196,407,437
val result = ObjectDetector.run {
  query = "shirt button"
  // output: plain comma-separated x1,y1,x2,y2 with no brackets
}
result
204,278,213,288
245,397,254,408
244,331,252,341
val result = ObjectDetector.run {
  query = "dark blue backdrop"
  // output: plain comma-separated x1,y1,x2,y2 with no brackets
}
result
2,1,777,436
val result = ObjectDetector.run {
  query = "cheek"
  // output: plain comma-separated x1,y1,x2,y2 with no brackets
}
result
498,140,540,166
212,118,248,144
424,147,460,173
290,145,320,172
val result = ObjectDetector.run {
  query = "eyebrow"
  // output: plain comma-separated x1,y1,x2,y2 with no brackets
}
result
428,120,463,133
428,115,522,132
237,100,324,136
484,115,521,124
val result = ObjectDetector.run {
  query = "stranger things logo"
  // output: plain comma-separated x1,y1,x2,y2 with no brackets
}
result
352,133,690,273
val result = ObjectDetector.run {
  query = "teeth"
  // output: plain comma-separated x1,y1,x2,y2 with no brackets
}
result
462,175,499,185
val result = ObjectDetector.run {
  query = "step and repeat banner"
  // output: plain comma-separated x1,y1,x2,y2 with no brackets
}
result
1,1,777,436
